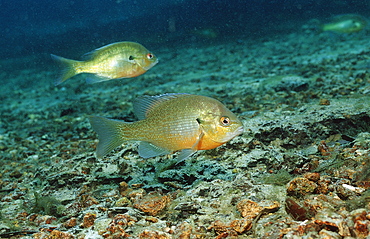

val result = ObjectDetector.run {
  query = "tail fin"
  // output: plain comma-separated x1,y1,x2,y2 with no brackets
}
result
50,54,81,86
88,116,130,158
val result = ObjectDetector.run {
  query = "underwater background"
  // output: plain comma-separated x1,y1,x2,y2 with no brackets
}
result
1,0,370,238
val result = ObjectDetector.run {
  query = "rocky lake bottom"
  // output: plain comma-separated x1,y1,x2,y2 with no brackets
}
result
0,24,370,238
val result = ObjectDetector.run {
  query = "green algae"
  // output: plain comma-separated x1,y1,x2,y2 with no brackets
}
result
32,192,65,217
345,189,370,211
260,170,293,186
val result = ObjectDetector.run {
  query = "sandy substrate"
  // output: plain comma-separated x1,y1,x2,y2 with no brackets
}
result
0,23,369,238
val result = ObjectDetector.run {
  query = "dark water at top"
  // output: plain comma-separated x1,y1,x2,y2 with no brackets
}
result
1,0,370,59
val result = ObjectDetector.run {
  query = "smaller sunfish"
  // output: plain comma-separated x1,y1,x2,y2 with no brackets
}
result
51,41,158,85
89,93,244,160
321,14,367,34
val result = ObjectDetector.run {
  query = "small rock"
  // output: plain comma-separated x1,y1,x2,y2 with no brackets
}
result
285,197,313,221
287,177,318,197
319,98,331,105
115,197,132,207
134,193,170,216
81,212,96,228
63,217,77,228
319,229,341,239
304,172,320,182
94,218,112,233
138,230,171,238
236,199,262,219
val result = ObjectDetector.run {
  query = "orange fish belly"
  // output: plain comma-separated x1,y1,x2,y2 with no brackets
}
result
116,66,146,78
196,136,224,150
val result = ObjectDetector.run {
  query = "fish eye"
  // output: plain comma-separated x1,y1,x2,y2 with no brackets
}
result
129,55,135,60
146,53,154,59
220,116,230,126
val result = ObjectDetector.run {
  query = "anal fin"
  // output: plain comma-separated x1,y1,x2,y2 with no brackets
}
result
85,74,111,84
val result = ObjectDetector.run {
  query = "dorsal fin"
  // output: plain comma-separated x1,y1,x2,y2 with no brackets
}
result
81,42,120,60
133,93,190,120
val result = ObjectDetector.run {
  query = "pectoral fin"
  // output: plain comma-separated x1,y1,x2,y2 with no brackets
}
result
175,131,204,163
138,141,171,158
176,149,197,163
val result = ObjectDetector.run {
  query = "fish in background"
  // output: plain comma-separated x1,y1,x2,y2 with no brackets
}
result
320,14,367,34
190,27,219,39
89,93,244,161
51,41,158,85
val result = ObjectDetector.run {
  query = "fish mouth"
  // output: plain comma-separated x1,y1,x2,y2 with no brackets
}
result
216,125,244,143
236,125,244,135
143,58,159,70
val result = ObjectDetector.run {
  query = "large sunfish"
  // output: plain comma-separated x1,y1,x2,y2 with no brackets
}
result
89,93,244,160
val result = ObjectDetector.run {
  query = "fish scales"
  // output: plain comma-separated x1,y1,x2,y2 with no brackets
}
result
119,117,199,151
89,93,244,160
122,96,206,149
51,41,158,85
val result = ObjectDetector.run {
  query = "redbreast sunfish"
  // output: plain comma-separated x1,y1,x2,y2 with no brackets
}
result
51,41,158,85
89,93,244,160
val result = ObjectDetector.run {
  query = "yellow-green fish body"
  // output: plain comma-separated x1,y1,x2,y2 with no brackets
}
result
89,93,244,160
321,14,367,34
51,41,158,85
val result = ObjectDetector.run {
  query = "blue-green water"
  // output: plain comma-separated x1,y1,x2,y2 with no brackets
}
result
1,0,370,58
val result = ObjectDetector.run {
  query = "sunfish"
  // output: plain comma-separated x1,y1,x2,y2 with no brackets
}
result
89,93,244,160
51,41,158,85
